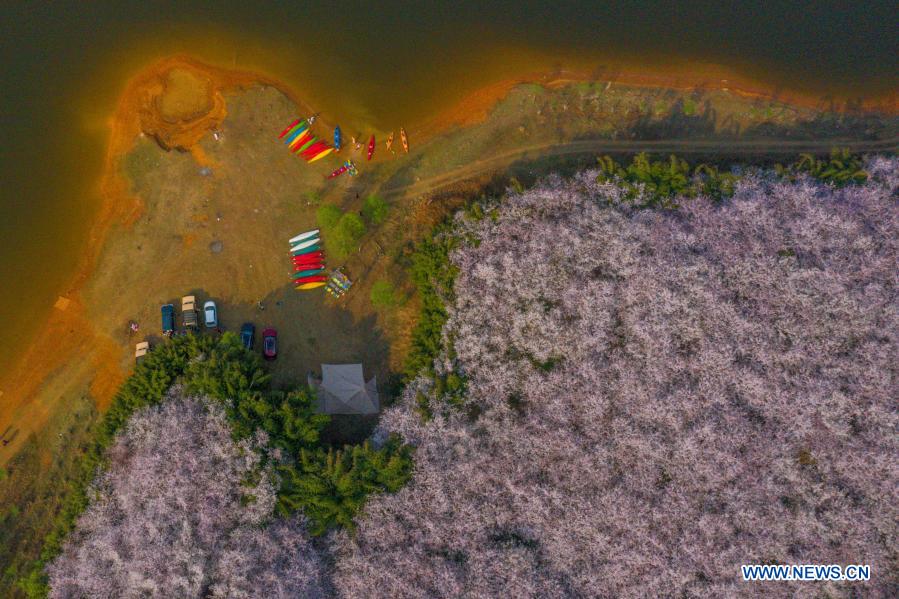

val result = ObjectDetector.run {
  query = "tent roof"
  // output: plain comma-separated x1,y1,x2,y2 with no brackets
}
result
311,364,379,414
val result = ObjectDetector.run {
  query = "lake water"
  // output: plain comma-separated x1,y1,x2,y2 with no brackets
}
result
0,1,895,373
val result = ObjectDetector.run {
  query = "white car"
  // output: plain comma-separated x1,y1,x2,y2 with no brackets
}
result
135,341,150,362
203,300,218,328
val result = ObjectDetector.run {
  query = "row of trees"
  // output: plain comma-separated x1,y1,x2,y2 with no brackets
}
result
593,149,868,209
30,332,413,597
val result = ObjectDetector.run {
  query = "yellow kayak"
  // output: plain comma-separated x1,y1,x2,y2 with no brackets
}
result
308,147,334,163
296,281,326,290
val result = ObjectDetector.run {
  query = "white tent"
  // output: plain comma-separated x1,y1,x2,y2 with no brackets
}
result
309,364,379,414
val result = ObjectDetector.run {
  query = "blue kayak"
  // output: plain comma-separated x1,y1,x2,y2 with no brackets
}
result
334,126,342,151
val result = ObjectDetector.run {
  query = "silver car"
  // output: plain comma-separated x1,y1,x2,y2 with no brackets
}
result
203,300,218,328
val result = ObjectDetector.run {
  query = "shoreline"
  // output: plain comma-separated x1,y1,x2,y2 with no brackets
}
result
1,53,894,463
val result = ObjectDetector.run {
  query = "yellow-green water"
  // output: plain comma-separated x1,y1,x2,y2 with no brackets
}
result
0,1,896,374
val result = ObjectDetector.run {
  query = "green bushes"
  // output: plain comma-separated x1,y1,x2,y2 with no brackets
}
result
276,435,413,535
596,153,738,207
331,213,366,259
316,203,342,230
404,226,459,381
776,148,867,186
362,194,389,225
317,203,367,260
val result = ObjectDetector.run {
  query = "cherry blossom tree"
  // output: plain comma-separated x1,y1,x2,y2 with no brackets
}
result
336,160,898,598
47,390,327,598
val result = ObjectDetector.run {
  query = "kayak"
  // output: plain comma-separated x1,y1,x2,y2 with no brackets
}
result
294,263,324,271
328,163,349,179
308,147,334,163
282,121,307,142
278,119,301,138
284,123,309,145
297,136,318,154
386,132,394,152
290,237,320,252
291,250,324,261
292,265,324,275
292,257,325,267
400,127,409,153
301,141,329,160
296,281,326,290
289,229,319,244
289,130,313,151
291,244,321,255
334,126,342,151
294,274,328,284
367,135,375,160
294,268,326,278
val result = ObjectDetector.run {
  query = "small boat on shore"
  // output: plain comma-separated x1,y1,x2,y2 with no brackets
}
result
292,256,325,266
294,267,326,278
367,135,375,161
296,281,326,290
292,250,324,261
278,119,301,138
289,229,319,244
289,131,313,151
291,244,321,255
386,131,394,152
400,127,409,153
334,126,342,152
290,237,320,252
294,274,328,285
308,147,334,163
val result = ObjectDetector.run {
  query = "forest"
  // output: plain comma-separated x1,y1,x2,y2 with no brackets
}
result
34,155,897,598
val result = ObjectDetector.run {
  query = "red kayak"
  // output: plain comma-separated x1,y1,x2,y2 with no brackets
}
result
328,163,349,179
278,119,300,139
289,131,314,152
367,135,375,161
292,252,325,262
294,274,328,284
291,250,324,259
294,263,324,272
293,257,325,266
301,141,329,160
292,253,325,263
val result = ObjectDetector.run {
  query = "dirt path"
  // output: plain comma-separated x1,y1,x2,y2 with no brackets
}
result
384,136,898,199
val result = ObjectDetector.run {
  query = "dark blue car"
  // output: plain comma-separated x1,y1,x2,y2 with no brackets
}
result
161,304,175,335
240,322,255,349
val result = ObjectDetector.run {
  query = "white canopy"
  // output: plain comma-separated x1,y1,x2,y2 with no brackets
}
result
310,364,379,414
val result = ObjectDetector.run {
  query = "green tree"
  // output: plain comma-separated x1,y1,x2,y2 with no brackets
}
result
316,203,342,230
331,212,366,259
362,194,389,225
276,435,414,535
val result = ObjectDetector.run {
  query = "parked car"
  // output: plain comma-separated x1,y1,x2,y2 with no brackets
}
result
262,328,277,360
181,295,198,329
203,300,218,328
161,304,175,335
134,341,150,362
240,322,255,349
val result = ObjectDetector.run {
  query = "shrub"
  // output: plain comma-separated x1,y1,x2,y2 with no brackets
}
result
362,194,389,225
315,203,342,230
330,212,366,260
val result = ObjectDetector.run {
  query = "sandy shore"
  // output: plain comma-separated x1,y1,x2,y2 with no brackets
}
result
1,53,894,464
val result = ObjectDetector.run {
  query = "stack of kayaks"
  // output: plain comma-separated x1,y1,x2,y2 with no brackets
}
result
289,229,327,290
279,119,334,163
325,268,353,298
